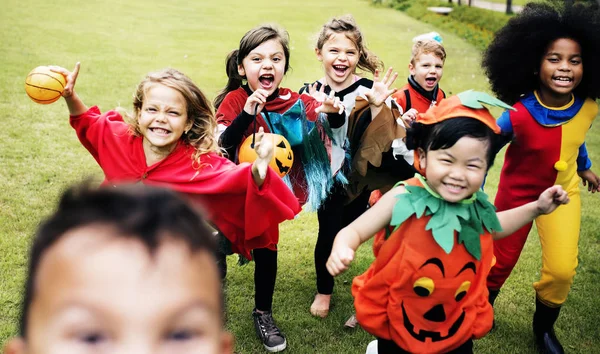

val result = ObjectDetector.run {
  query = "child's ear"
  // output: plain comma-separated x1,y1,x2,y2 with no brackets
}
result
237,64,246,78
315,48,323,61
408,63,416,76
417,147,427,170
3,338,26,354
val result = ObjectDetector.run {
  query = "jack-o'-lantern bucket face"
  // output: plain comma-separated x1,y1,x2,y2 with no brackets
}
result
388,235,483,352
238,133,294,177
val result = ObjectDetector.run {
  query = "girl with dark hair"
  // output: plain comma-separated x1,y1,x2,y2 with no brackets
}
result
214,24,345,352
326,92,570,354
482,3,600,352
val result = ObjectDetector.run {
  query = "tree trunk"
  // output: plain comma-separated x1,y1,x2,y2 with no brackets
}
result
506,0,513,14
468,0,472,6
457,0,462,5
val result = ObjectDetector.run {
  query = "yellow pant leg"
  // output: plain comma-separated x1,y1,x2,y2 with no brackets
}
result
533,177,581,306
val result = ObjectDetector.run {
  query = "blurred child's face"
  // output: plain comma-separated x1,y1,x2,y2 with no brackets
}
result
538,38,583,106
238,39,286,96
316,33,360,92
418,136,488,203
409,53,444,92
5,225,232,354
137,84,192,156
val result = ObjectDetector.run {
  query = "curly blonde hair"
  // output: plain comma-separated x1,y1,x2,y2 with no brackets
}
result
123,68,221,166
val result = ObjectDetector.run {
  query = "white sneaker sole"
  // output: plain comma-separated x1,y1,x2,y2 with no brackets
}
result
264,339,287,352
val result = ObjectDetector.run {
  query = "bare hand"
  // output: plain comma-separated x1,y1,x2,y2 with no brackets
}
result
307,82,327,103
315,91,345,115
536,185,570,215
49,62,80,97
326,242,355,276
252,127,274,180
578,169,600,193
401,108,418,127
244,89,269,116
364,67,398,108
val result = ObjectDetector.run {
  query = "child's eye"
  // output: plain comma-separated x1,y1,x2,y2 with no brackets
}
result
548,58,559,63
272,57,281,62
169,111,180,116
146,107,157,112
570,59,581,65
252,57,261,62
347,51,357,56
468,164,482,170
436,65,443,69
330,49,338,53
79,332,107,345
167,329,198,341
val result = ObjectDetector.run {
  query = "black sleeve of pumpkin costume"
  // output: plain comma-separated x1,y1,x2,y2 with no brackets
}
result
219,110,254,162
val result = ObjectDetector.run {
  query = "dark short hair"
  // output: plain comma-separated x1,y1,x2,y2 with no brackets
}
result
406,117,511,170
19,183,217,337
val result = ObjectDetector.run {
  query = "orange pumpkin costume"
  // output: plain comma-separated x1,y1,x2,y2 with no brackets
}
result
352,92,511,353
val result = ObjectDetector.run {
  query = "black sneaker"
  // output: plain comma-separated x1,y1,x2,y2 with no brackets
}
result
252,309,287,352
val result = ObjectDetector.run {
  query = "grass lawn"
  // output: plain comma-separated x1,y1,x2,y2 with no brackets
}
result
1,0,599,353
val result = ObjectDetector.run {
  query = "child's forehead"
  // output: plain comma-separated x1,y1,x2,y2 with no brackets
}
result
33,225,221,313
37,225,216,288
415,51,444,62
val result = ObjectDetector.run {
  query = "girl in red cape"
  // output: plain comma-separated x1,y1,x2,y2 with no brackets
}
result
50,63,300,262
327,92,570,354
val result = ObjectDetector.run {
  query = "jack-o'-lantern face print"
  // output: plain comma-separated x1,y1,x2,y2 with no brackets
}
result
401,258,475,342
387,239,483,352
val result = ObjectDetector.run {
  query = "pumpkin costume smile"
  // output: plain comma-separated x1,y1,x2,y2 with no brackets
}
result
402,303,466,342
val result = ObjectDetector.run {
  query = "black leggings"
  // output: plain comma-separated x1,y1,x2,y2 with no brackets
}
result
217,247,278,312
314,182,369,294
377,338,473,354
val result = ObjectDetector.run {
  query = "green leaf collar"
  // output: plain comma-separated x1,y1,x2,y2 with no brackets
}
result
390,174,502,260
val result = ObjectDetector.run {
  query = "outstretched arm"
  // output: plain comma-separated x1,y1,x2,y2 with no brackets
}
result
50,62,87,116
494,185,569,240
326,185,405,276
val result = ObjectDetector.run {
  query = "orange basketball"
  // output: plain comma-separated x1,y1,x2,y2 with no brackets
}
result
25,66,66,104
238,133,294,178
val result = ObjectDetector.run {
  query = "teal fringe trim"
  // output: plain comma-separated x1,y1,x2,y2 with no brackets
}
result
300,112,335,210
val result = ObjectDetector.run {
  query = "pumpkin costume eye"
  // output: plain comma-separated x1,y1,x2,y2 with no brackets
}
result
413,277,435,297
455,281,471,301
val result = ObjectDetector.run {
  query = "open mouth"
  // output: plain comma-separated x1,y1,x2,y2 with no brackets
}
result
425,77,437,87
333,64,349,77
149,127,171,136
402,302,465,342
259,74,274,89
443,182,465,194
552,76,573,87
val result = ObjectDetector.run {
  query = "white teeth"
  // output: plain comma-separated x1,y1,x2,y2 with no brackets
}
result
151,128,169,134
554,77,571,81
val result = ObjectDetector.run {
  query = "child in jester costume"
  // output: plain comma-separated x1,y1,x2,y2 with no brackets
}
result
326,91,571,354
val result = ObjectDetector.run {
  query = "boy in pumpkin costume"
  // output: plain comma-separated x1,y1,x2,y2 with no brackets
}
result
327,91,571,354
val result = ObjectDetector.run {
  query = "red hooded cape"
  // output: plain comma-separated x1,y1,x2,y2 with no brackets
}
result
70,106,301,259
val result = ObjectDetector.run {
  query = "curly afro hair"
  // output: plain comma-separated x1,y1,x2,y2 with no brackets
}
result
482,2,600,105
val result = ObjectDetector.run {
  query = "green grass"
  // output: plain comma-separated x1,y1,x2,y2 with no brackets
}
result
1,0,599,353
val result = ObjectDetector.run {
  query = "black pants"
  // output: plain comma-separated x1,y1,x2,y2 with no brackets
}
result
217,247,278,312
377,338,473,354
314,182,370,294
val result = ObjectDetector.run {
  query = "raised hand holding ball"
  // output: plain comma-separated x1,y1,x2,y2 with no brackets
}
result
25,66,66,104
